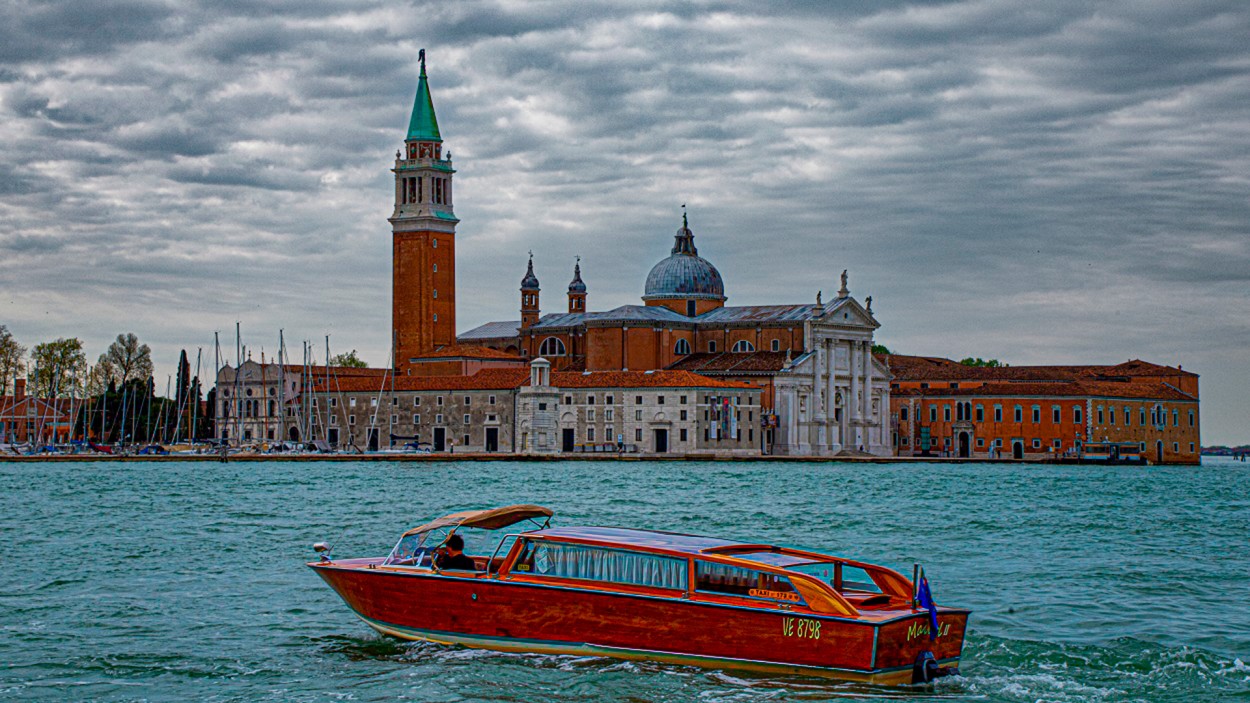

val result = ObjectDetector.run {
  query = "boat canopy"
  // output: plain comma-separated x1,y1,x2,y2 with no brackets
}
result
402,504,554,538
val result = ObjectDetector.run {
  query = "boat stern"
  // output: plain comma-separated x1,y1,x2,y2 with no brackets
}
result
871,609,969,684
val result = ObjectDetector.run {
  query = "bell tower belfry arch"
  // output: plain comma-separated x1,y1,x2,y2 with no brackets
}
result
392,49,458,371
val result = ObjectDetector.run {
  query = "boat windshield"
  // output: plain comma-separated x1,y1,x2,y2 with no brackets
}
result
731,550,885,594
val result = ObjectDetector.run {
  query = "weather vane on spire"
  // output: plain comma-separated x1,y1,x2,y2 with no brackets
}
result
419,48,426,74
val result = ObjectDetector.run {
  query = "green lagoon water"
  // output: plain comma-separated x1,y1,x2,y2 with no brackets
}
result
2,458,1248,702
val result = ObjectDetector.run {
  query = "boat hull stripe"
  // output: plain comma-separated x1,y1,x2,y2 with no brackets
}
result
353,613,959,682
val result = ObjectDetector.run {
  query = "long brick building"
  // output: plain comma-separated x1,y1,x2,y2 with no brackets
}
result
886,356,1200,464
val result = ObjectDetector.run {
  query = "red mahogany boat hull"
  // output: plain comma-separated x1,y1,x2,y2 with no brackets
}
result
310,560,967,684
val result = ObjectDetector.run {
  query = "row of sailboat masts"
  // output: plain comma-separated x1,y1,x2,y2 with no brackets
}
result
212,325,400,449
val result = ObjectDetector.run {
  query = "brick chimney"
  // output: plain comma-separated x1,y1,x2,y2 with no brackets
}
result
14,378,26,400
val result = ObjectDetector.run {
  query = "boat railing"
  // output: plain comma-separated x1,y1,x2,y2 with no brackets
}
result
485,533,523,578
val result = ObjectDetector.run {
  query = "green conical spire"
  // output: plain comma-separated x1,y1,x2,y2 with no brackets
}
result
407,49,442,142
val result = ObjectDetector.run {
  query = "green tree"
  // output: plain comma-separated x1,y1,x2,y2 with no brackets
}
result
98,333,153,386
330,349,368,368
871,343,893,356
959,357,1007,368
30,338,88,397
0,325,26,395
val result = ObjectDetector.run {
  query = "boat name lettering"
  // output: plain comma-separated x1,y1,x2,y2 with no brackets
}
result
781,616,821,640
750,588,800,602
906,620,950,641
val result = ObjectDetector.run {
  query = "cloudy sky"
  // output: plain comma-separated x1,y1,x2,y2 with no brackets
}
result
2,1,1248,443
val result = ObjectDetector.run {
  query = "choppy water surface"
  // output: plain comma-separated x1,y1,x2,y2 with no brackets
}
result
2,458,1248,702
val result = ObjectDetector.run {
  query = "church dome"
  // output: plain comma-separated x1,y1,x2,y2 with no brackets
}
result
642,216,725,301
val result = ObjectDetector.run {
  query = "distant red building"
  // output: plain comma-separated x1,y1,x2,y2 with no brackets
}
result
0,379,78,445
886,356,1200,464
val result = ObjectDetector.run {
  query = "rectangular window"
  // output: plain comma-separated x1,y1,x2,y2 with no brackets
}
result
901,407,909,422
975,405,984,422
436,414,444,424
390,414,398,424
605,425,613,441
680,410,687,421
1032,438,1041,448
564,395,572,405
606,395,614,405
587,409,595,422
943,405,951,422
635,428,642,441
514,541,688,590
1075,406,1083,424
709,341,717,353
328,398,335,408
371,398,378,408
350,397,357,408
489,395,496,405
695,561,802,603
464,396,471,405
658,396,665,405
1053,406,1061,423
680,428,688,442
348,414,355,425
605,409,614,422
437,396,444,406
995,405,1003,422
680,395,688,405
414,397,421,406
463,414,470,424
588,427,595,442
1032,406,1040,423
1124,406,1131,426
413,414,420,424
1013,406,1022,423
587,395,595,405
1109,408,1116,425
635,396,643,405
1173,409,1178,427
1189,410,1194,427
635,410,642,421
929,406,937,423
1098,406,1104,424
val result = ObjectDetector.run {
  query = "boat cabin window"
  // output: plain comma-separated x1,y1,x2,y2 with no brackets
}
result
512,541,687,591
695,561,804,604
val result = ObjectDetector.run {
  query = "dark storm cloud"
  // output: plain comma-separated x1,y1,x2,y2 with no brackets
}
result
1,0,1247,442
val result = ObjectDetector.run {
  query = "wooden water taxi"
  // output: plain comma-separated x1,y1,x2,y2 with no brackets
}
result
309,505,967,685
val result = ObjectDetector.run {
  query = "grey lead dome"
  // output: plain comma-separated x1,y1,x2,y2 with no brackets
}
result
642,219,726,301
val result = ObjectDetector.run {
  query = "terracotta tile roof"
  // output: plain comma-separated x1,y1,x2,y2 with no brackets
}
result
408,345,525,361
885,355,1195,382
307,368,752,393
282,364,388,378
666,351,792,374
893,379,1195,401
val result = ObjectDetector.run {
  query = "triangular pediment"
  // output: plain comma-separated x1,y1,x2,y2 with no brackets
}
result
816,297,880,329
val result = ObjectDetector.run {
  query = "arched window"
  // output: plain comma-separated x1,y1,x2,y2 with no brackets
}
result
674,339,691,355
539,337,567,357
732,340,755,353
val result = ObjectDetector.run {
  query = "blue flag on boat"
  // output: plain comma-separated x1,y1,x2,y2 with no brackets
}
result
917,572,939,640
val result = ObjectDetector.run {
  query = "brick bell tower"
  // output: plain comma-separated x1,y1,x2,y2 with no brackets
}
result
392,49,458,372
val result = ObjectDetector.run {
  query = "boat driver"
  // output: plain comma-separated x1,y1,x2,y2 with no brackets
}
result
435,534,478,571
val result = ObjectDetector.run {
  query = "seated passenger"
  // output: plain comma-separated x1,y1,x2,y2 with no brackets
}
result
435,534,478,571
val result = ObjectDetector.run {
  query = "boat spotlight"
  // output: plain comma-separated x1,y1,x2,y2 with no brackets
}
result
313,542,331,561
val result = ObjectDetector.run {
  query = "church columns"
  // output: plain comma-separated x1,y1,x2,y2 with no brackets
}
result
786,389,798,454
849,341,860,425
815,344,827,449
861,340,872,422
825,339,837,453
